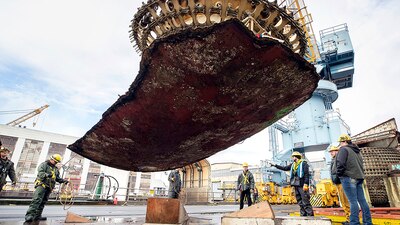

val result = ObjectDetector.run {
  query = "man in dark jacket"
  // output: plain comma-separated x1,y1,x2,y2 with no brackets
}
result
168,169,181,198
25,154,68,222
329,145,350,224
237,162,255,209
336,134,372,225
0,147,17,191
271,151,314,216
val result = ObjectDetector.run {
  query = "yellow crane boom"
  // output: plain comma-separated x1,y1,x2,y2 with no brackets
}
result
6,105,49,127
281,0,321,63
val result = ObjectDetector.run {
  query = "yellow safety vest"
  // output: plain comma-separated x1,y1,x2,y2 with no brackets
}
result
35,167,57,189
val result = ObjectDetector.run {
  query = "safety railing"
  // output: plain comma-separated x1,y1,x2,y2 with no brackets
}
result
0,182,244,205
324,109,350,132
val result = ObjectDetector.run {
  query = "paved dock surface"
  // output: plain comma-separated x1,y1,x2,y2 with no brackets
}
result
0,204,299,224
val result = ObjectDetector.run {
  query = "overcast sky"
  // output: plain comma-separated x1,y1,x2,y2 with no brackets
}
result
1,0,399,166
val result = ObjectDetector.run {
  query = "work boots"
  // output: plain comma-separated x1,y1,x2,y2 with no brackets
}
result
24,217,34,222
24,216,46,223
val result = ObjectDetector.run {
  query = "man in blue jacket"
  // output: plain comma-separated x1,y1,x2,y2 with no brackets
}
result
271,151,314,216
336,134,372,225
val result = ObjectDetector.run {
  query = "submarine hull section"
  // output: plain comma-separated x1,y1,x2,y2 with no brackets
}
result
68,21,319,171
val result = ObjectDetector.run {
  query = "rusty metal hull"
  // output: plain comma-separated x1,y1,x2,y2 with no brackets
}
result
68,20,319,171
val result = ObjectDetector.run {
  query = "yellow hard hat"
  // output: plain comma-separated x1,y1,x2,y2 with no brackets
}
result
291,151,302,158
328,145,340,152
242,162,249,167
0,147,11,153
338,134,351,142
50,154,62,163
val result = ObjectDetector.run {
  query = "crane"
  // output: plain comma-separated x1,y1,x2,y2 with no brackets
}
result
5,105,49,127
263,0,355,184
267,0,321,164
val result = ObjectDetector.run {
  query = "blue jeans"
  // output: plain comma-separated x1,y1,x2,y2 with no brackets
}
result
340,177,372,225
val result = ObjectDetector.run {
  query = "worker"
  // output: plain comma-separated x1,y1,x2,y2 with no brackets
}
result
25,154,68,222
271,151,314,216
336,134,372,225
168,169,181,199
329,145,350,225
0,147,17,192
237,162,255,209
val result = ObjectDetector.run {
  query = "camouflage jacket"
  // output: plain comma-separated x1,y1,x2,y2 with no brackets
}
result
35,160,66,189
237,171,255,191
0,158,17,186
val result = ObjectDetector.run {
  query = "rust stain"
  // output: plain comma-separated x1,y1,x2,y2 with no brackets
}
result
68,20,319,171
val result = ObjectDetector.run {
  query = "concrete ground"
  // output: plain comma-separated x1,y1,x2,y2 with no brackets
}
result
0,204,301,224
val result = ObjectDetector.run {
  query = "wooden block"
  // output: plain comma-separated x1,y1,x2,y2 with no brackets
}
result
65,211,91,223
145,198,188,224
223,201,275,219
222,217,274,225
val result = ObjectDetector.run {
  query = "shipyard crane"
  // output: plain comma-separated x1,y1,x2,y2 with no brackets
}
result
258,0,388,208
5,105,49,127
268,0,322,163
262,0,355,184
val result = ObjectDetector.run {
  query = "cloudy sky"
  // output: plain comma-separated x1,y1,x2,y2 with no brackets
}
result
1,0,399,166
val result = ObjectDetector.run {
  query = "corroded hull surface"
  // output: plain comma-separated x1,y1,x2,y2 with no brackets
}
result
68,20,319,171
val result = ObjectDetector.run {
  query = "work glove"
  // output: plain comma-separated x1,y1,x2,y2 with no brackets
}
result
303,184,309,192
63,180,69,184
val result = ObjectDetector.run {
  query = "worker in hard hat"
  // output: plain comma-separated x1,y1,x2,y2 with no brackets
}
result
271,151,314,216
168,169,181,199
336,134,372,225
25,153,69,222
0,147,17,192
237,162,255,209
329,145,350,225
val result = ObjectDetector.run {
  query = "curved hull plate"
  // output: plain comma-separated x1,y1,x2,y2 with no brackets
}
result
68,20,319,171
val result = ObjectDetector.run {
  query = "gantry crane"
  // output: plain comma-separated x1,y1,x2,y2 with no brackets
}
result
5,105,49,127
